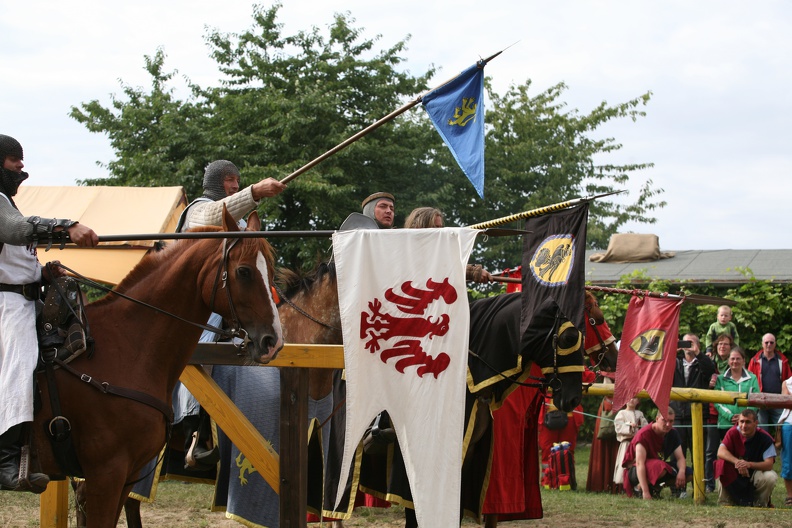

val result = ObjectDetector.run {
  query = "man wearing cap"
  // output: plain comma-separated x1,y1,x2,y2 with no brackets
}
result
173,160,285,470
0,134,98,493
360,192,395,229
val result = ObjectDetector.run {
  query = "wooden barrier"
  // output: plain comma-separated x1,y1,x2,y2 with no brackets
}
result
39,355,792,525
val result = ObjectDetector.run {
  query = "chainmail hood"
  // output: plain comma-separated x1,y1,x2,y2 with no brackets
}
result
0,135,28,205
202,160,240,201
0,134,23,162
361,192,395,228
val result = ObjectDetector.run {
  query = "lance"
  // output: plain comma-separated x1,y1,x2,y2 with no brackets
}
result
584,285,736,306
91,231,337,243
488,278,735,307
57,226,514,245
466,190,624,230
279,49,504,184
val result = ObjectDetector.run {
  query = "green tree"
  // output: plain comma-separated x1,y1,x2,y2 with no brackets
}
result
71,3,664,272
70,49,210,193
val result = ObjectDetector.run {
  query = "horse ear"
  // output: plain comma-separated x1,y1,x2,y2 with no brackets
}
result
222,204,239,232
246,211,261,232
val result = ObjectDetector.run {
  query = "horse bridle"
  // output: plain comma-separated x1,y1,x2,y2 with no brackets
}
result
585,301,609,371
208,237,250,349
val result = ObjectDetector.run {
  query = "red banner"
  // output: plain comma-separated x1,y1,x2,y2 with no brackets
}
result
612,295,684,417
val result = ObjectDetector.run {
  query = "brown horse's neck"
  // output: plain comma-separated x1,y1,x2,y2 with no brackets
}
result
278,272,341,400
86,254,213,396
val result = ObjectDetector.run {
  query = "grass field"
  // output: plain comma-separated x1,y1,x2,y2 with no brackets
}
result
2,444,792,527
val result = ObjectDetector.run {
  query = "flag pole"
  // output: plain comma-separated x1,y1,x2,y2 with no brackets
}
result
280,50,503,184
488,279,734,307
466,190,624,230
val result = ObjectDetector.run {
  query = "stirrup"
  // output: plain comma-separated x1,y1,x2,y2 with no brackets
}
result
13,445,49,494
184,432,218,471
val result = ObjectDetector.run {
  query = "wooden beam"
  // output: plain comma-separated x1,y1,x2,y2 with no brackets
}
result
279,368,309,527
190,343,344,368
39,479,69,528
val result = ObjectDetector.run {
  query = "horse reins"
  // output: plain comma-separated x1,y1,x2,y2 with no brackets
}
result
56,241,248,344
273,283,340,332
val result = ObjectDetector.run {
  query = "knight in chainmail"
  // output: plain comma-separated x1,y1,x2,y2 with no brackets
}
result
0,134,98,493
172,160,286,472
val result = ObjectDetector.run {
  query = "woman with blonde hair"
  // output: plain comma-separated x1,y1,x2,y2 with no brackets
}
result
403,207,492,283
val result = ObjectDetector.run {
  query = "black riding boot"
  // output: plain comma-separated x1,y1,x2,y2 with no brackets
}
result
183,414,218,471
0,424,49,493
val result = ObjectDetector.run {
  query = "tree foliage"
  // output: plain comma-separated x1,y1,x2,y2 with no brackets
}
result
71,2,663,271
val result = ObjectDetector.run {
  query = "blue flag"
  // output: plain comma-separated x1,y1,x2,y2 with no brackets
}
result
422,62,486,198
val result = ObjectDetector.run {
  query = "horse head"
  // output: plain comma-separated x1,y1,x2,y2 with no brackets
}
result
204,207,284,364
584,291,618,372
522,297,585,413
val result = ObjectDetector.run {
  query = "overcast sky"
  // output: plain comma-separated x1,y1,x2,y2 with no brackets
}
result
3,1,790,251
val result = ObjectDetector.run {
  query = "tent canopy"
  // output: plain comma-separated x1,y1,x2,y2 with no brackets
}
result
16,186,188,285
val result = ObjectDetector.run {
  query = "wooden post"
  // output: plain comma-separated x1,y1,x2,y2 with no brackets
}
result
690,403,705,504
279,367,309,528
39,479,69,528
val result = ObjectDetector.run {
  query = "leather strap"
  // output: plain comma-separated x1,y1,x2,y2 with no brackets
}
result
54,359,174,423
0,282,41,301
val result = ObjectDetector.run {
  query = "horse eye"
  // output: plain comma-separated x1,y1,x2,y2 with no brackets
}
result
237,266,252,280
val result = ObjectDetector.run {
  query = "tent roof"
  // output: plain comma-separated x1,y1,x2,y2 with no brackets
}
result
584,249,792,286
16,186,188,285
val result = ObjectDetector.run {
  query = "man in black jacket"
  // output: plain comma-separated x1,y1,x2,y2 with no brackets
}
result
669,333,716,496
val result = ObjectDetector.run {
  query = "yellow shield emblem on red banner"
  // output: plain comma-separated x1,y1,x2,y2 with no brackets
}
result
628,329,666,362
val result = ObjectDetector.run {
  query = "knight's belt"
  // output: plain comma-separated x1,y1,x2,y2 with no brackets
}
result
0,282,41,301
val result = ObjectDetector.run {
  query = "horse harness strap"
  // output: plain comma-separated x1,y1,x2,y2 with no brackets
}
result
42,360,84,477
209,237,249,346
41,358,173,483
53,358,174,422
585,305,608,370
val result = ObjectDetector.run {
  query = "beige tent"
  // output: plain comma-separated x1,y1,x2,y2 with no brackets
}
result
15,186,188,285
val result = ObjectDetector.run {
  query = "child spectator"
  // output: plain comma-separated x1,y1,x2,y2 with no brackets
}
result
705,305,740,354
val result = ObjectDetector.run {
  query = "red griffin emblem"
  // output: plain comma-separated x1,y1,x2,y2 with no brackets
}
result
360,278,458,378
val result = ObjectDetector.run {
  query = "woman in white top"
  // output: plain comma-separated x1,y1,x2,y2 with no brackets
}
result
613,397,648,485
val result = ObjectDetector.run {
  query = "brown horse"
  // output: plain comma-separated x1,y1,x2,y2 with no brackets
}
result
77,261,341,528
33,207,283,527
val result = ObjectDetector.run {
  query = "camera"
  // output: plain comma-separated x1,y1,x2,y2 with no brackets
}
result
677,340,693,349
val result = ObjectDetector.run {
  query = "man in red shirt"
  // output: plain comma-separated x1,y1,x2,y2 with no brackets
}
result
715,409,777,507
620,408,691,499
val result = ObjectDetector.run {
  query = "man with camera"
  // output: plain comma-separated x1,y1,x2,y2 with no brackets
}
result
669,333,716,497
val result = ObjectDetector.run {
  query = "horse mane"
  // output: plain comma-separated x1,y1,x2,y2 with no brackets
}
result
92,226,275,306
276,261,336,299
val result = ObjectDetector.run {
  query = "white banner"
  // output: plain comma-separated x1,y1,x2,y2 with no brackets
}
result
332,228,477,528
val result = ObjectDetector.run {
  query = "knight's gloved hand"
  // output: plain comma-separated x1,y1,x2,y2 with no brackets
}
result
41,261,64,283
466,264,492,283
